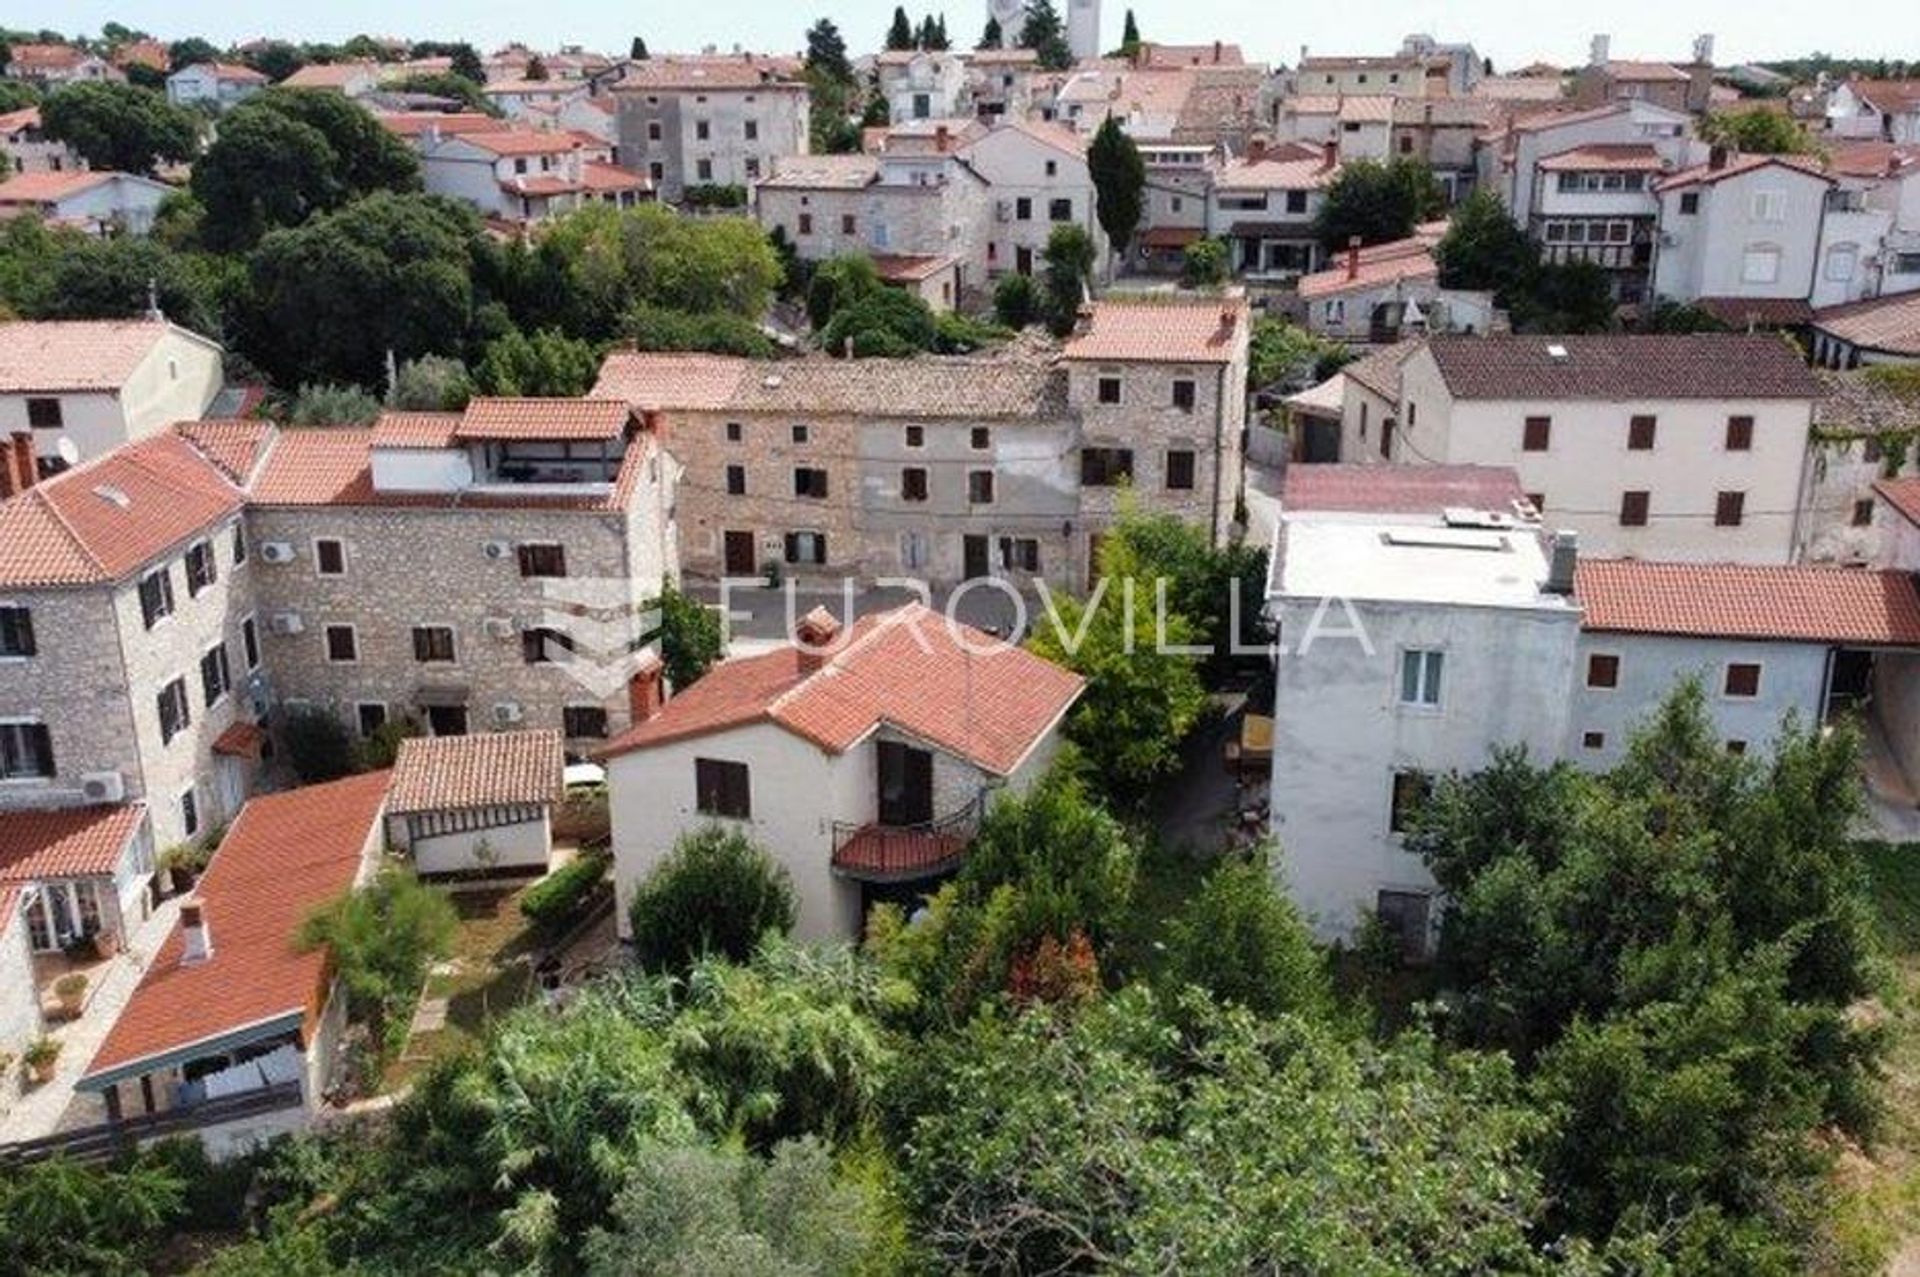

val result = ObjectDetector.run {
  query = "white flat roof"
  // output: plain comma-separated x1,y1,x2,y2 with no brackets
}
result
1276,518,1573,612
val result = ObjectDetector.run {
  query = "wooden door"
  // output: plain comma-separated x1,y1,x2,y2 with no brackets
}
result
723,530,755,575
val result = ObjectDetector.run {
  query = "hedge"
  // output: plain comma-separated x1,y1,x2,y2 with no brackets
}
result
520,853,609,932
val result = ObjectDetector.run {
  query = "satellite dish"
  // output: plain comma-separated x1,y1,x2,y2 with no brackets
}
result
56,437,80,467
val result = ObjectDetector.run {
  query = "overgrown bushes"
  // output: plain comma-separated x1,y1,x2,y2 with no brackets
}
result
520,852,609,933
626,826,796,973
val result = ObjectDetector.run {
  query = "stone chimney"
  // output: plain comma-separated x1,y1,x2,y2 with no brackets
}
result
180,898,213,964
794,606,842,673
1708,144,1728,170
628,650,665,721
640,407,665,442
1545,530,1579,596
0,433,35,500
1246,135,1268,164
1212,40,1223,65
935,123,951,153
1320,139,1339,171
1346,235,1362,280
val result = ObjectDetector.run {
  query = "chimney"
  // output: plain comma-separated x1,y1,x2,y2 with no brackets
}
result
794,606,842,673
1545,530,1579,596
1212,40,1223,65
935,123,950,153
180,898,212,964
1346,235,1362,280
1246,135,1267,163
640,407,665,442
1708,144,1728,170
0,433,34,499
1320,139,1339,171
627,651,664,722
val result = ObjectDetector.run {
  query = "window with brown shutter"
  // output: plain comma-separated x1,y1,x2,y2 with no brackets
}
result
1724,663,1761,697
1165,449,1196,490
725,464,746,496
1619,491,1650,526
967,470,994,503
1715,491,1745,527
695,758,751,818
1627,414,1656,450
1725,415,1754,450
1587,653,1620,688
1522,416,1551,451
516,544,567,578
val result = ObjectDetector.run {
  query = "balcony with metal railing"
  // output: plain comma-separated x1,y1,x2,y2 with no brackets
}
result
830,791,986,883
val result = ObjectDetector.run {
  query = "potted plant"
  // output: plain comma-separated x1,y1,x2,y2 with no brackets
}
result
158,842,211,894
53,973,87,1018
23,1037,59,1085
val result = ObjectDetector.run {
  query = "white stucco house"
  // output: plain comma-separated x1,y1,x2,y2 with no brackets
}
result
960,119,1106,279
1390,334,1827,564
1826,80,1920,145
73,771,389,1160
386,729,564,877
165,62,270,112
0,170,173,236
0,320,226,476
876,49,969,123
601,604,1084,941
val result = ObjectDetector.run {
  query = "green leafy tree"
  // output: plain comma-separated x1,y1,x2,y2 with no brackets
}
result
1645,300,1733,333
1019,0,1074,70
448,43,485,83
622,303,776,356
993,271,1040,327
242,87,421,198
1313,156,1446,253
190,106,342,250
1041,221,1095,334
1087,116,1145,258
1104,508,1272,677
524,54,550,81
1119,8,1142,57
1433,187,1537,304
389,353,474,410
979,15,1003,49
820,287,939,357
1028,532,1208,798
803,18,852,83
627,826,798,974
475,327,599,396
650,583,725,689
960,768,1139,948
806,252,882,329
388,71,494,114
0,80,38,113
298,867,457,1057
629,36,650,62
243,41,305,82
239,192,480,388
1700,108,1813,154
290,381,382,424
1514,259,1617,334
1181,237,1227,287
167,36,220,68
1247,316,1351,390
1161,850,1332,1018
0,1150,189,1276
886,6,916,51
279,705,358,781
18,230,232,338
39,81,199,174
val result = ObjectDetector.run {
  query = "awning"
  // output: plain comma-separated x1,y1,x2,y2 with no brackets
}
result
210,721,266,761
414,684,473,708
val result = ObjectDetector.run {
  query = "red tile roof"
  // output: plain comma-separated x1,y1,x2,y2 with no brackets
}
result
370,411,463,449
1823,140,1920,179
211,720,268,760
612,54,807,92
871,253,957,283
1655,153,1831,192
0,319,185,392
1575,560,1920,644
600,603,1084,776
1874,477,1920,528
0,434,244,588
1283,464,1528,517
458,129,582,157
454,397,634,441
583,161,647,192
1812,291,1920,358
1297,235,1439,300
388,730,564,814
0,107,40,135
1536,143,1669,172
375,111,513,138
1063,297,1248,365
1849,80,1920,115
175,419,274,485
279,60,379,89
0,805,144,883
1604,60,1689,82
7,44,91,71
81,772,389,1083
1693,296,1815,328
592,352,750,411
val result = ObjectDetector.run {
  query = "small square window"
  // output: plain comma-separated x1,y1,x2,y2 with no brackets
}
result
791,423,810,444
726,421,743,442
726,464,747,496
564,706,609,738
1725,415,1754,451
324,624,358,663
1399,649,1443,707
967,470,995,504
413,626,456,663
1165,449,1195,490
971,427,990,450
1389,770,1431,833
905,425,924,448
356,703,387,738
1582,730,1606,750
1097,376,1122,404
1587,653,1620,689
517,544,567,578
185,541,218,596
1522,416,1551,451
315,538,347,576
1172,379,1196,413
0,606,35,658
25,397,61,429
1619,491,1650,527
695,757,751,818
794,467,829,499
1627,414,1656,450
1724,662,1761,698
1679,191,1700,214
1726,739,1748,755
901,467,928,501
1854,498,1876,527
1715,491,1745,527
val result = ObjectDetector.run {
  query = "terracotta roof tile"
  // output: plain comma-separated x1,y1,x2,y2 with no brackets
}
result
1874,477,1920,528
0,107,41,134
1812,292,1920,357
1340,339,1422,401
722,358,1066,418
1297,236,1438,299
456,129,582,157
211,720,267,760
0,434,244,587
759,154,879,189
1063,297,1248,365
1848,79,1920,114
1283,464,1528,517
583,161,647,192
1605,60,1689,82
455,397,633,441
602,604,1083,775
1575,560,1920,644
175,419,274,485
375,111,512,138
612,55,806,92
0,805,144,882
370,411,463,450
81,772,389,1083
1424,334,1825,400
279,60,379,89
1655,153,1831,192
388,730,564,814
591,352,749,411
0,320,182,391
1215,154,1339,191
1536,143,1669,172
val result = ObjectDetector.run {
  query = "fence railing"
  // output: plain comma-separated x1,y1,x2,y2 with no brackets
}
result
0,1080,304,1166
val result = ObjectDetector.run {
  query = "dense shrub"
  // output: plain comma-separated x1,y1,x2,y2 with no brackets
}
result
627,826,796,973
520,853,610,932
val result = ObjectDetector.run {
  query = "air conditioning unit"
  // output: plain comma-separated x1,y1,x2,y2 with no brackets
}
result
81,770,126,804
269,611,305,635
259,541,296,564
492,701,524,726
483,540,513,561
483,617,516,640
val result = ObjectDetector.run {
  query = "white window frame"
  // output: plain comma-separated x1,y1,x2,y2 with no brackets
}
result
1723,660,1763,700
323,622,360,665
1398,648,1444,709
1585,650,1623,692
1740,242,1782,284
313,536,348,578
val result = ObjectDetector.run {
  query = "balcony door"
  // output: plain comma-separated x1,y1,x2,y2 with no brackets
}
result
877,740,934,827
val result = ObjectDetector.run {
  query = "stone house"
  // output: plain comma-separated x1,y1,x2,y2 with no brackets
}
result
601,604,1083,940
960,119,1106,278
238,400,678,760
611,55,811,202
0,107,84,176
0,320,226,479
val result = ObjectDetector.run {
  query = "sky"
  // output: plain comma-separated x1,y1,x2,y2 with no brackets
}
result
9,0,1911,70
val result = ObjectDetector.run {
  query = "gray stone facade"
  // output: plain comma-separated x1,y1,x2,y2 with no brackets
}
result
614,78,810,203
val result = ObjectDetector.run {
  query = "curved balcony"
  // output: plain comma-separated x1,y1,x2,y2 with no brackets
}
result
830,792,985,883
